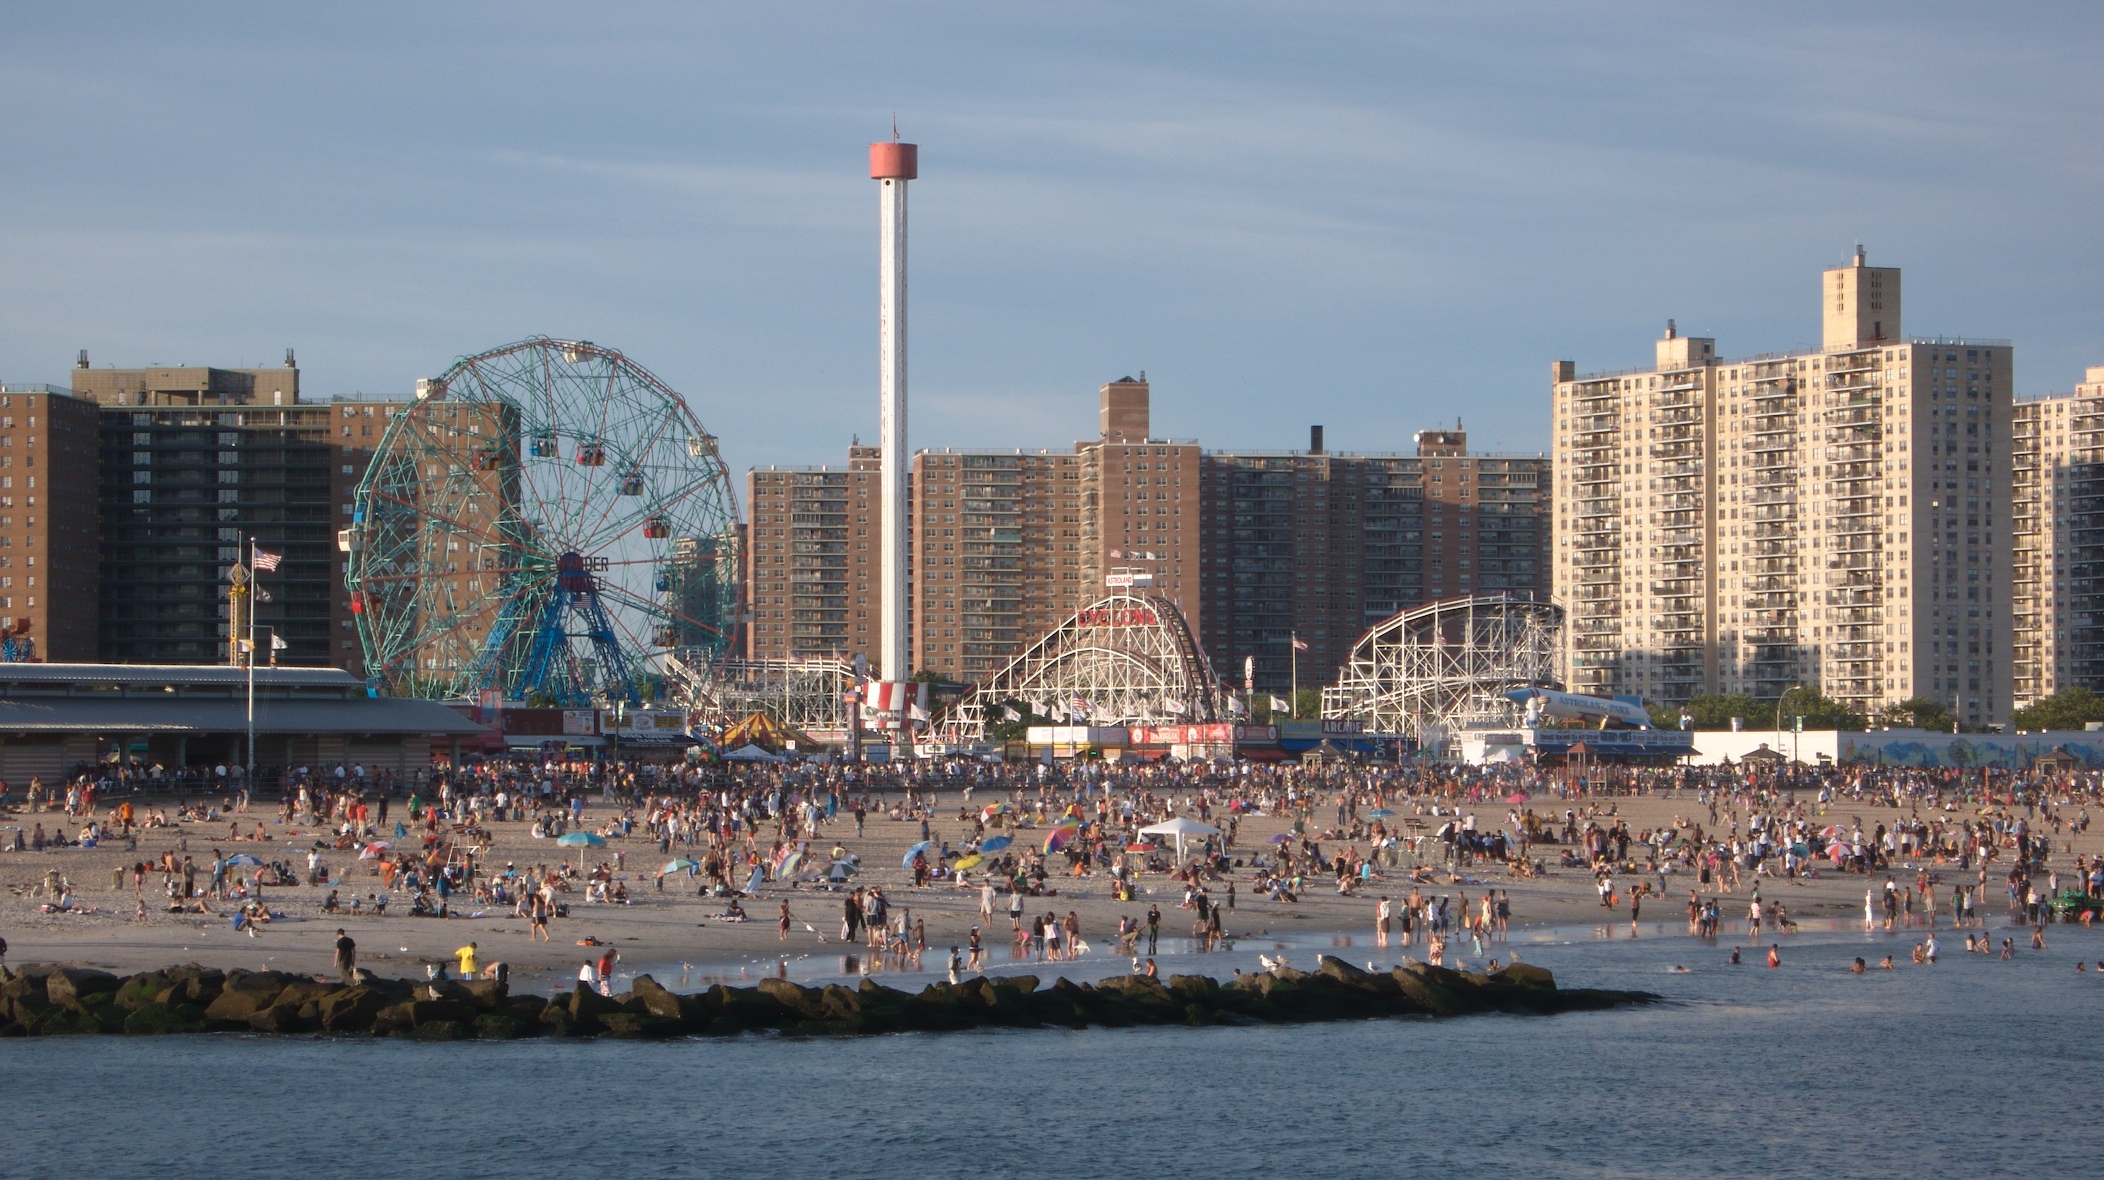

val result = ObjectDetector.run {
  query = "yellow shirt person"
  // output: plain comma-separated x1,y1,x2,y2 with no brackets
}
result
455,943,478,979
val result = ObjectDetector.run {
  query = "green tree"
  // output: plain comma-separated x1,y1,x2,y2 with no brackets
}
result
1777,687,1865,732
984,699,1049,743
1877,696,1955,733
2012,686,2104,732
1686,693,1768,729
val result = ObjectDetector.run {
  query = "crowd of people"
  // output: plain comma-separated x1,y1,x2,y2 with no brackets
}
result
5,750,2104,985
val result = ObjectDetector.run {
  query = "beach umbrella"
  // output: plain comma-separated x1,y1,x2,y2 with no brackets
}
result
662,859,700,873
902,840,933,869
1043,821,1080,854
980,835,1013,853
358,844,388,860
777,851,804,878
1125,841,1156,853
1819,825,1849,841
828,859,859,877
953,854,985,872
556,832,605,847
982,802,1011,817
1267,833,1294,844
1366,808,1396,819
224,853,265,867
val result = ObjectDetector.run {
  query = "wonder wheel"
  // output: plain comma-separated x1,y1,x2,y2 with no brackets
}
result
345,337,741,705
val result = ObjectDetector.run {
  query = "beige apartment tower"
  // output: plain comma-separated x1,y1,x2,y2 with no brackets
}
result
2011,365,2104,704
1553,251,2013,726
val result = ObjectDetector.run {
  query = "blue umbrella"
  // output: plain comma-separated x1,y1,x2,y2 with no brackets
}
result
556,832,605,847
223,853,265,867
902,840,932,869
980,835,1013,853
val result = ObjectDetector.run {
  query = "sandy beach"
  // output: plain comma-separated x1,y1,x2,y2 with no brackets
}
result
3,783,2081,988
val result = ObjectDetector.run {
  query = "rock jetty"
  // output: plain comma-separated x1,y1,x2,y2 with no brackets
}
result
0,957,1654,1040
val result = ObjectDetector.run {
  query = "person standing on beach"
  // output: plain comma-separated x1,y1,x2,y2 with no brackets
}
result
1376,896,1392,947
778,898,794,941
1145,904,1161,955
333,929,357,983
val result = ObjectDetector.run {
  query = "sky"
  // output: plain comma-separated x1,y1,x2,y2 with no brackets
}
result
3,2,2100,476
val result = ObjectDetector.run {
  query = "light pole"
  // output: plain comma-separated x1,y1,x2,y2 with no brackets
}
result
1774,684,1807,766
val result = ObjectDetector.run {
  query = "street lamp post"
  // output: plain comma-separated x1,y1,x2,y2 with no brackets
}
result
1775,684,1807,768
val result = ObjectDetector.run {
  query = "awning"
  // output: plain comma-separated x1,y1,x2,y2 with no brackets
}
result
0,696,489,737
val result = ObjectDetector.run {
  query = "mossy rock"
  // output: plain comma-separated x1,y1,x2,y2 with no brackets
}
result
1492,962,1556,990
123,1002,200,1035
472,1012,529,1040
702,1015,748,1037
115,974,172,1012
406,1019,467,1041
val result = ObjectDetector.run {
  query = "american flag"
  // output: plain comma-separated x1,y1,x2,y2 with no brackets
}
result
252,549,282,572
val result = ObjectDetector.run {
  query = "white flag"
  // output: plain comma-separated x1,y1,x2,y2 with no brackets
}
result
1269,695,1290,712
1002,706,1022,722
271,634,290,651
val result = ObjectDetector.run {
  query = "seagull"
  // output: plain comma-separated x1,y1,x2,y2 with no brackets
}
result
1259,954,1289,974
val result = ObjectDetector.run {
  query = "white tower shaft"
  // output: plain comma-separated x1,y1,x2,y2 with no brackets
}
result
879,174,908,681
870,139,918,683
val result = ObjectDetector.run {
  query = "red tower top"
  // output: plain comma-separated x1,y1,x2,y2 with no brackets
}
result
870,142,918,180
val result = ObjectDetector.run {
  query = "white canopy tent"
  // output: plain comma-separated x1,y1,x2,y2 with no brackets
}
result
1138,816,1222,861
722,744,787,763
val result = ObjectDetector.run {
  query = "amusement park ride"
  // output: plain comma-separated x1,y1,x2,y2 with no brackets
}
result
343,338,742,709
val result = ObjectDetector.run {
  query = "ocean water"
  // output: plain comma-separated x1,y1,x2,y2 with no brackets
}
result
3,920,2098,1179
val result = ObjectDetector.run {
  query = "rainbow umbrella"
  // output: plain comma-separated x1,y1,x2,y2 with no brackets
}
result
980,835,1013,853
953,854,985,872
777,851,804,878
1044,821,1080,853
982,802,1011,818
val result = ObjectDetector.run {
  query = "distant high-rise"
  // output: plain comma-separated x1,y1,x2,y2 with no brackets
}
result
2011,366,2104,704
743,446,880,664
67,356,396,671
1551,251,2014,726
1198,424,1549,694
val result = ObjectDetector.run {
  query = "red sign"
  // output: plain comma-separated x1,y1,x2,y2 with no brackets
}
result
1130,723,1236,746
1076,607,1159,628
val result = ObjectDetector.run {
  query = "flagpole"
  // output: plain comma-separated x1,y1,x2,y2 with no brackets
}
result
1290,631,1298,720
246,536,256,784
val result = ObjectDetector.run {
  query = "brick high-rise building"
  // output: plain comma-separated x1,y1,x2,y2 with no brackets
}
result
70,355,396,672
1552,250,2014,726
0,383,102,661
913,448,1084,680
2011,366,2104,705
1198,425,1549,696
1077,377,1200,620
744,445,879,665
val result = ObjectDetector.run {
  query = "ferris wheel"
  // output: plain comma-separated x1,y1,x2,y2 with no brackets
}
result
345,337,741,706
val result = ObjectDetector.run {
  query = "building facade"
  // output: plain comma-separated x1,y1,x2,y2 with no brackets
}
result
744,445,880,666
2011,366,2104,704
914,447,1084,680
69,357,392,673
1198,425,1549,696
1076,377,1200,637
1552,251,2014,726
0,384,102,661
